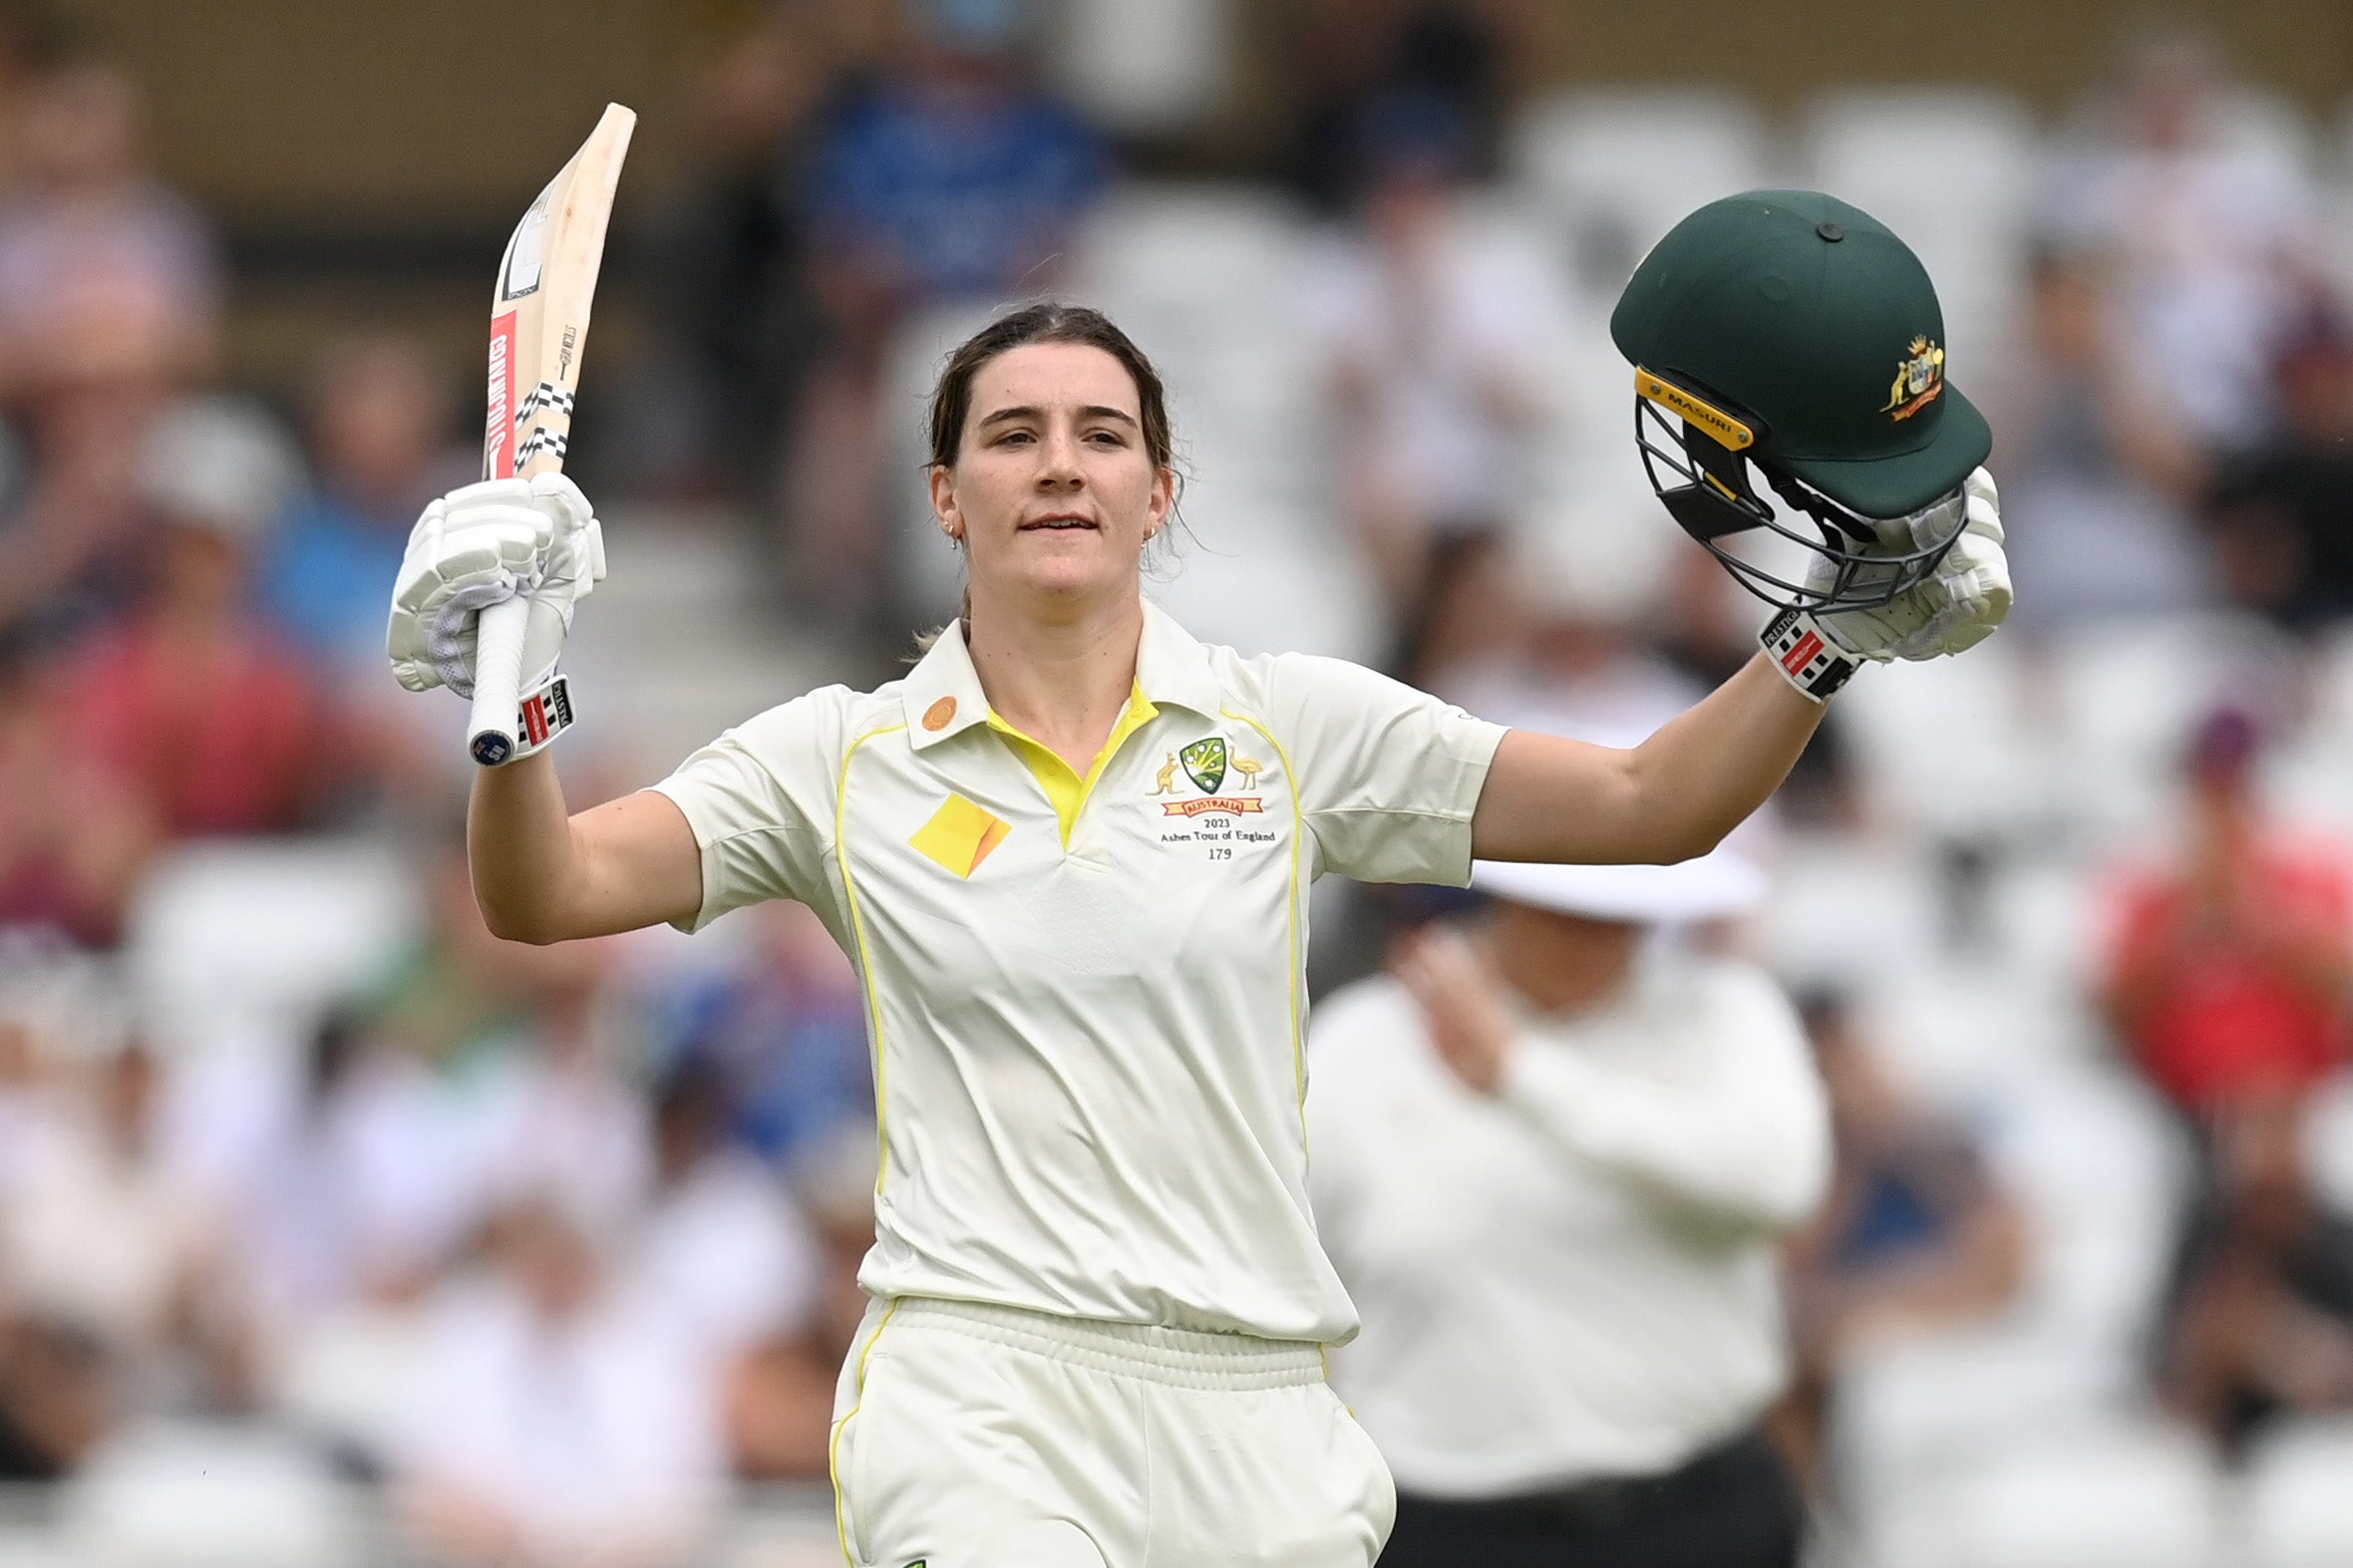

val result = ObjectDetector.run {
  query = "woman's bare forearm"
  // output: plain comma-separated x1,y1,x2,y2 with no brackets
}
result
467,754,702,942
1625,653,1829,855
1473,653,1826,864
468,751,581,942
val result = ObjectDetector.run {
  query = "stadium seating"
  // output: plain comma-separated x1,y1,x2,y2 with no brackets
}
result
1506,87,1773,303
55,1422,360,1568
2240,1414,2353,1568
1862,1417,2221,1568
122,840,419,1065
1796,88,2039,368
2042,614,2296,842
564,507,832,770
1044,0,1229,139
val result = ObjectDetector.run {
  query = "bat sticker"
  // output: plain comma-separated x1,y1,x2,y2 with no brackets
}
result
499,182,551,301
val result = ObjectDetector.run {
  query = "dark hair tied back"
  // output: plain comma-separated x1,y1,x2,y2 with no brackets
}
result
927,301,1175,474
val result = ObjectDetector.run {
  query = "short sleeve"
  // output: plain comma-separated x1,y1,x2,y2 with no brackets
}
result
645,688,857,933
1262,654,1508,886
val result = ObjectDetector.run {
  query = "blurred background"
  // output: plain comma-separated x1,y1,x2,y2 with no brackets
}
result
0,0,2351,1563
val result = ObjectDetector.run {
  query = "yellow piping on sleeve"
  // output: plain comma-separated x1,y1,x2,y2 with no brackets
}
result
835,724,907,1195
1223,708,1308,1145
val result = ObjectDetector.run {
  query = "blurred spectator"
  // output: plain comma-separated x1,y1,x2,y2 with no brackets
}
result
1309,90,1547,623
223,839,612,1368
809,0,1106,307
474,930,650,1240
631,1059,836,1480
396,1195,725,1568
54,401,324,839
2099,707,2353,1122
0,1314,111,1480
2159,1094,2353,1451
653,900,871,1184
1451,524,1695,724
257,336,470,671
0,48,217,397
318,843,617,1289
651,904,877,1369
2038,25,2325,456
0,50,218,649
0,1037,229,1389
227,1013,389,1345
231,1002,505,1473
637,4,855,506
1390,527,1523,700
2204,304,2353,629
632,1059,818,1358
1993,244,2210,627
1281,0,1517,212
1780,993,2030,1485
783,0,1108,631
0,968,37,1190
0,955,125,1479
0,637,152,945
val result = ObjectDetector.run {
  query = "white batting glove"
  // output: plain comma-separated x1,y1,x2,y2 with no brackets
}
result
1812,467,2011,662
387,473,605,699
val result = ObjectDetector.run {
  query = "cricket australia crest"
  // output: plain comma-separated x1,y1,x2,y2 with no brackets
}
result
1880,335,1946,422
1179,737,1227,793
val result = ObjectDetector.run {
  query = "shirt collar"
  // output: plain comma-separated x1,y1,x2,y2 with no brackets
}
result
902,621,992,750
1135,600,1223,719
903,601,1223,750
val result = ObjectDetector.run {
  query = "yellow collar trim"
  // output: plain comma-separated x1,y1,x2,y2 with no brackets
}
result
988,682,1161,848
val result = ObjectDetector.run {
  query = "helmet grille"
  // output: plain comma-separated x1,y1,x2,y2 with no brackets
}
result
1633,392,1966,615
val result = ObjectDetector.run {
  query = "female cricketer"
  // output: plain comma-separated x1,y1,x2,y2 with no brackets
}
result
388,190,2011,1566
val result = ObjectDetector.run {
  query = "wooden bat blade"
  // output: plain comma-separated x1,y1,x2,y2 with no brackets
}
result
469,102,634,768
484,102,635,482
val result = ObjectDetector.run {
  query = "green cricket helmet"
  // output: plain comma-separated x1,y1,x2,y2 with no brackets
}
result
1610,189,1993,613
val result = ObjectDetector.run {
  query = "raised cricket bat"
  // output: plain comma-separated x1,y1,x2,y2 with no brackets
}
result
467,102,634,767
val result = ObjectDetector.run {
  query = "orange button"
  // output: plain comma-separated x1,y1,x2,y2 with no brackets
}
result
923,696,957,732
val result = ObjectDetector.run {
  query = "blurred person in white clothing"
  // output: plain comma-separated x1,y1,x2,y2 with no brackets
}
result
1,1034,213,1361
1454,520,1701,730
2037,25,2327,455
632,1057,837,1480
395,1194,726,1568
633,1057,820,1356
476,950,652,1237
1308,846,1829,1567
1993,243,2211,628
0,48,218,394
1310,89,1550,623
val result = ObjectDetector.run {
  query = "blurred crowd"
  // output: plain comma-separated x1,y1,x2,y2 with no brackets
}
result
0,0,2350,1562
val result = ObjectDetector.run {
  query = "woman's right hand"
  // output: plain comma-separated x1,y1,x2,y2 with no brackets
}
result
386,472,605,700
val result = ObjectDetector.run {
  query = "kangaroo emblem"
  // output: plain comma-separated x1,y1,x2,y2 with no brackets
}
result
1231,755,1264,792
1151,753,1180,794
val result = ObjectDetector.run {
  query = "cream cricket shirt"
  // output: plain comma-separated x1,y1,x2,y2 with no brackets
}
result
650,603,1507,1345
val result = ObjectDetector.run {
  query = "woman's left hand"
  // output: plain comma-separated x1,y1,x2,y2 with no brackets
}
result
1814,466,2011,662
1393,925,1515,1096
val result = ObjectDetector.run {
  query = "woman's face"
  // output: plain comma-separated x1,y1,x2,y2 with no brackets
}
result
931,341,1173,619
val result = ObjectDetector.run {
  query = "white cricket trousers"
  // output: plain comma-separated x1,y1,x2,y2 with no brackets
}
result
830,1296,1396,1567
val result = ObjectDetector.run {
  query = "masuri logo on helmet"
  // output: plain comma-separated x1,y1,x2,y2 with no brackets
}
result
1608,188,1992,618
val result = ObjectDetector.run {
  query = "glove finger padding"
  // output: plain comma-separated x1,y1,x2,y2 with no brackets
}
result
1809,466,2011,663
387,476,597,698
1884,528,2011,660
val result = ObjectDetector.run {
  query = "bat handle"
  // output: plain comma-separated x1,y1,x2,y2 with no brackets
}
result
467,596,531,767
